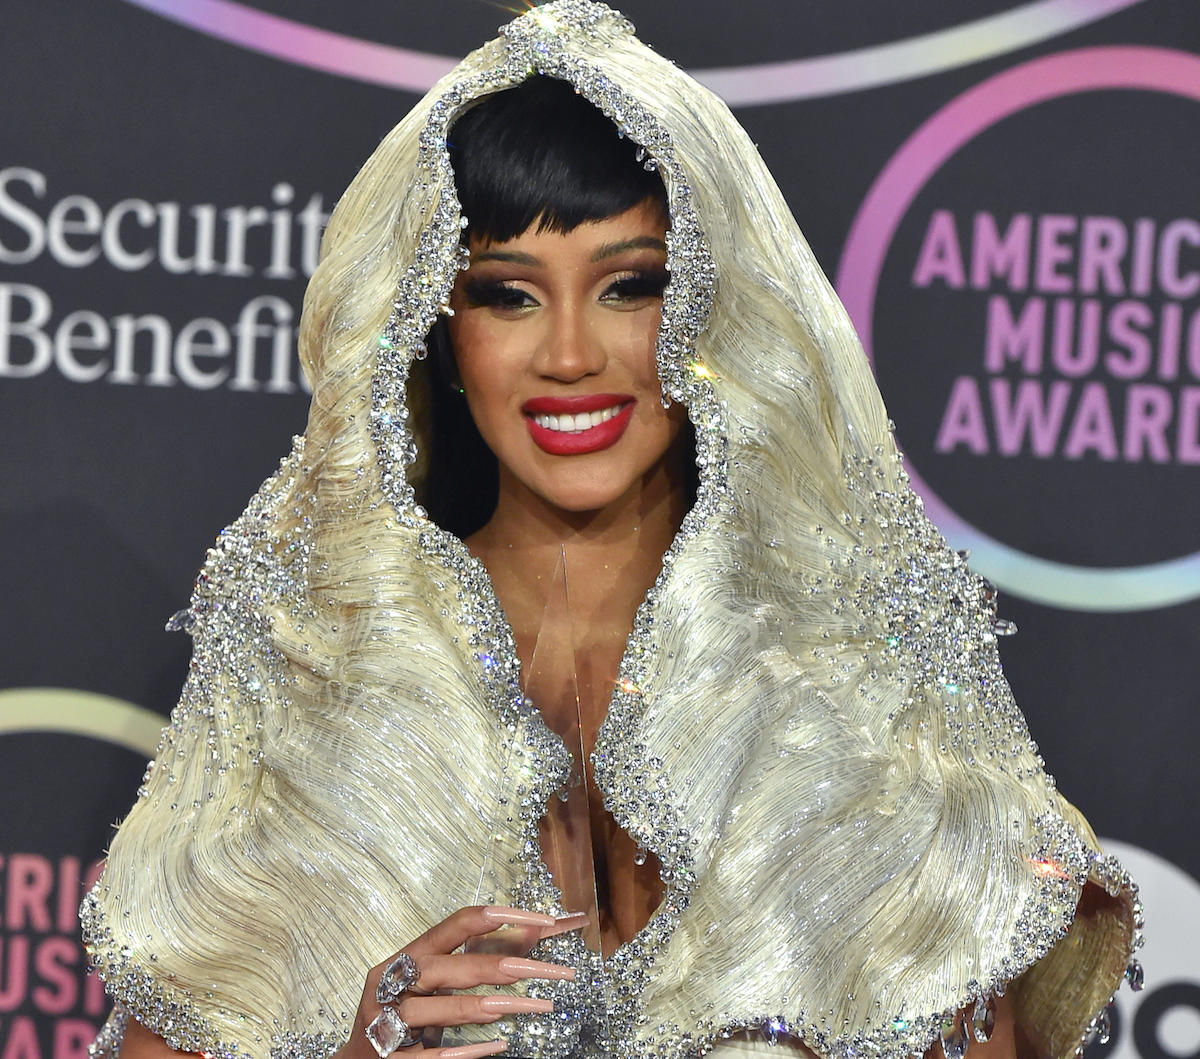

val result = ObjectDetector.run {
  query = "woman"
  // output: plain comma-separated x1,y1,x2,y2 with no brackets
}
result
82,4,1141,1059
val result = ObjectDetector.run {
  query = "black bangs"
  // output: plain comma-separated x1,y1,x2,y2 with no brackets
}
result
447,75,668,244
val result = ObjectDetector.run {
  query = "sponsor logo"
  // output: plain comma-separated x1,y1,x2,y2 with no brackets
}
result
838,47,1200,612
0,169,326,392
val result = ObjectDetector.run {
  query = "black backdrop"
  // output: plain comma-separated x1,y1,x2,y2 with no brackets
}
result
2,3,1197,1058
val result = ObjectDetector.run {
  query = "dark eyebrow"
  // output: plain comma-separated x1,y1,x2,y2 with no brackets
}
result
470,249,541,265
469,235,667,267
590,236,667,261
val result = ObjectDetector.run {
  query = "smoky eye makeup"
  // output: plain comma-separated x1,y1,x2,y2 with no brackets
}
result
461,278,537,309
604,268,670,300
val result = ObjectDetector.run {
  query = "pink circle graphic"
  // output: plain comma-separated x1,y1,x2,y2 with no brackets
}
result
836,47,1200,613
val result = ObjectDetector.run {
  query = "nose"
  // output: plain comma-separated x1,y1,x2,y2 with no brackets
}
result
532,303,606,382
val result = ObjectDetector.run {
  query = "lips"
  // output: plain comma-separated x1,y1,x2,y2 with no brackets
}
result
522,394,635,455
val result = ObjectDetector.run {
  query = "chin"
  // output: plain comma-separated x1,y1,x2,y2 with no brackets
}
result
541,486,630,515
526,466,642,515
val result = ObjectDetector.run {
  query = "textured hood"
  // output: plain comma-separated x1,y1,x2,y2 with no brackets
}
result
83,5,1139,1059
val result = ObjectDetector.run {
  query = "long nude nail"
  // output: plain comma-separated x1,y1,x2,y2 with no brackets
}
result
498,957,576,981
440,1040,507,1059
482,905,558,926
480,996,556,1014
540,911,590,937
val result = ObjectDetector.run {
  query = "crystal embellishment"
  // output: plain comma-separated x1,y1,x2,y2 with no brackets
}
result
164,607,196,633
970,997,995,1043
365,1006,416,1058
763,1017,786,1046
1126,959,1144,991
940,1016,968,1059
375,952,420,1004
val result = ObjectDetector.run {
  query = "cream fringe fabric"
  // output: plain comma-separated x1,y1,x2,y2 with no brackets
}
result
83,5,1138,1059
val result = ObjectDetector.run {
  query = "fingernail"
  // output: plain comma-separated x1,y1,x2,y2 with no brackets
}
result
441,1040,507,1059
480,996,556,1014
482,905,557,927
540,912,590,937
498,957,577,981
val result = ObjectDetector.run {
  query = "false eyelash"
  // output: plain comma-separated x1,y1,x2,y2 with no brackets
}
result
606,270,669,299
462,280,535,309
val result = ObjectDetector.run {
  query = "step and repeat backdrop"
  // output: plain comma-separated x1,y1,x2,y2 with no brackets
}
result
1,2,1196,1057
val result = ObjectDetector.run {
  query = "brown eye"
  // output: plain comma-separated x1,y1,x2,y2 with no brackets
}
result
464,280,538,310
601,270,669,302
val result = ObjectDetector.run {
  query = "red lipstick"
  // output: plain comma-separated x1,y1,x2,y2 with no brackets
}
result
522,394,635,456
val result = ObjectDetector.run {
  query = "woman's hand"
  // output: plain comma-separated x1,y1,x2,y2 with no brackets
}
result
341,905,585,1059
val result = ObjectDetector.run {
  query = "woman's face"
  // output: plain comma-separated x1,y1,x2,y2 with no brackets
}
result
447,199,689,515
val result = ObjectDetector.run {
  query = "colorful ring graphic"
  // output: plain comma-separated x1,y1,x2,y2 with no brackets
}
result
837,46,1200,613
0,687,164,756
118,0,1145,104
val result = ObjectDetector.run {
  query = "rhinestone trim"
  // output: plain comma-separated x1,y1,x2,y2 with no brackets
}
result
82,442,314,1059
270,1032,343,1059
88,1007,129,1059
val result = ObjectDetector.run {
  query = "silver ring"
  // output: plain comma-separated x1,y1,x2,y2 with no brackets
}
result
376,951,421,1005
365,1006,420,1057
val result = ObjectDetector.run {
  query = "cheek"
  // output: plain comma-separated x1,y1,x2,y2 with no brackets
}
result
449,318,507,408
634,383,689,452
608,308,664,386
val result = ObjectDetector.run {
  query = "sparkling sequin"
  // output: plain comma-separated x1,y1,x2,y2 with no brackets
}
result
763,1017,787,1046
165,608,196,634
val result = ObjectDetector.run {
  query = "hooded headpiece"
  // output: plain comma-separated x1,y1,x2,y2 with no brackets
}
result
83,4,1140,1059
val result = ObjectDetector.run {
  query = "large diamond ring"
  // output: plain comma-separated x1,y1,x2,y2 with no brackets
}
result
365,1006,420,1057
375,952,421,1005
